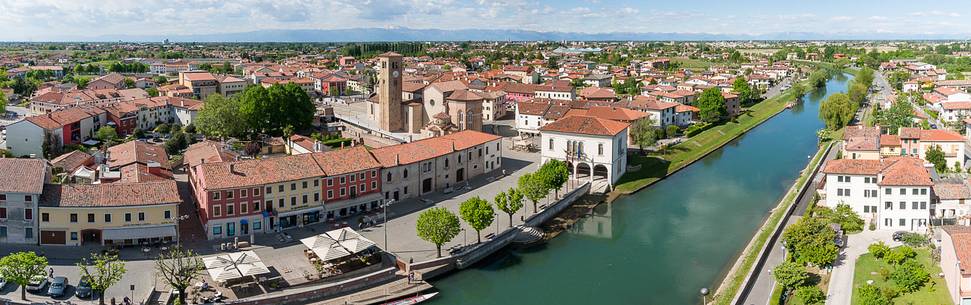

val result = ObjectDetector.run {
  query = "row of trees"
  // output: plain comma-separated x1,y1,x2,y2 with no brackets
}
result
416,160,569,257
0,248,206,305
818,68,875,130
195,83,315,139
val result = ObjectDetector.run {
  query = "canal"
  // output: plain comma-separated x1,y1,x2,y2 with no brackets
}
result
428,74,852,305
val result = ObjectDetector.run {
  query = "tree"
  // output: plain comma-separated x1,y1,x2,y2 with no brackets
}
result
77,253,127,305
792,82,807,99
697,87,728,123
416,207,461,258
459,196,495,244
876,99,914,134
782,217,839,266
539,159,569,198
815,204,864,232
819,93,855,130
732,77,758,105
848,82,868,106
857,285,892,305
146,87,159,97
630,118,659,153
155,247,204,305
925,144,947,173
794,286,826,305
505,188,525,224
868,242,890,259
884,246,917,265
773,261,810,289
518,172,548,213
0,90,6,113
0,251,49,300
238,84,315,136
123,77,135,89
95,126,118,145
165,129,189,155
890,259,930,292
195,94,246,138
665,125,679,138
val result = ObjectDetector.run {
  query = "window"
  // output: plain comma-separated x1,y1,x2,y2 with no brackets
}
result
241,189,247,197
24,208,32,220
254,188,261,196
404,169,409,178
212,192,220,200
386,172,392,182
885,218,891,226
912,202,918,209
921,189,927,195
360,173,365,180
0,194,5,201
900,202,906,210
278,185,284,192
24,228,32,239
87,213,95,223
899,188,905,195
404,186,409,194
371,181,377,190
105,214,112,222
340,188,346,196
70,213,78,223
549,138,554,150
837,189,843,196
351,174,356,182
912,188,919,195
226,191,233,199
291,183,296,191
328,190,334,199
0,208,5,219
227,204,234,215
303,181,308,189
125,213,132,222
255,202,262,212
213,226,222,235
372,170,377,177
138,213,145,221
314,179,319,187
303,195,308,204
885,188,891,195
341,177,346,184
445,158,449,168
598,143,604,155
213,206,221,217
328,178,334,186
41,212,49,222
921,202,927,209
164,210,171,219
314,193,319,202
278,199,284,208
24,195,31,202
71,232,78,241
266,186,272,194
899,218,905,226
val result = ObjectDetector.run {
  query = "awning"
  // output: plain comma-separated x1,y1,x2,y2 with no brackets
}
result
102,225,176,240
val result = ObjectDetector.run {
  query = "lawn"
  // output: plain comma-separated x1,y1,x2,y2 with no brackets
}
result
851,248,951,305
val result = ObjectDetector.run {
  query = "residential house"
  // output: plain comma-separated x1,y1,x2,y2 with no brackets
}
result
821,157,934,232
0,159,50,244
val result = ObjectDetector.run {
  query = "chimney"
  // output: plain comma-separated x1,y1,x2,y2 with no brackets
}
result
341,141,345,149
395,154,400,166
230,163,236,174
451,142,456,152
200,158,205,165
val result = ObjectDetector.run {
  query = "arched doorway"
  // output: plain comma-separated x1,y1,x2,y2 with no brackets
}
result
593,164,609,181
576,163,592,180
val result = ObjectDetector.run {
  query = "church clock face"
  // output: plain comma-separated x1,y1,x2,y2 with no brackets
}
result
392,71,400,78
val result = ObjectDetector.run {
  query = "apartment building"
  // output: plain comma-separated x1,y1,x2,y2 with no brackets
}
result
821,157,934,232
0,159,50,244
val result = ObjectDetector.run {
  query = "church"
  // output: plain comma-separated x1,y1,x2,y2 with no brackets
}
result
365,52,485,138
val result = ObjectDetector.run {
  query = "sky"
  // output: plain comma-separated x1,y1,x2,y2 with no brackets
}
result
2,0,971,41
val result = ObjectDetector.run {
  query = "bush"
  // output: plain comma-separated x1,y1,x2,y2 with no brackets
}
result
868,242,890,259
665,125,679,138
773,261,809,289
794,286,826,305
884,246,917,265
857,285,893,305
684,122,713,137
899,233,930,248
890,260,930,293
155,123,171,134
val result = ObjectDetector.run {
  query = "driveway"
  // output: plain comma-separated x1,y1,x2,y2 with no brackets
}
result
825,230,900,305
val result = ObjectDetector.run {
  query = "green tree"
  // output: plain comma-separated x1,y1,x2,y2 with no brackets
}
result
539,159,569,198
773,261,810,289
630,118,659,153
95,126,118,145
518,172,549,214
890,259,930,292
732,77,758,105
884,246,917,265
697,87,727,123
848,82,868,106
0,89,7,113
857,285,892,305
146,87,159,97
238,84,315,136
416,207,462,258
195,94,246,138
876,99,914,134
782,217,839,266
495,188,525,228
0,251,49,300
794,286,826,305
819,93,855,130
868,242,890,259
815,204,864,232
459,196,495,244
925,144,947,173
165,129,189,155
77,253,127,305
123,77,135,89
155,247,204,305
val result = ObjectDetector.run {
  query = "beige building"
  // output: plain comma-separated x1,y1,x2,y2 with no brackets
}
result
0,159,50,244
178,71,219,99
37,181,180,246
941,226,971,304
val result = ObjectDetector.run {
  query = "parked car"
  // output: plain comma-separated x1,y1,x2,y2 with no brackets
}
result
893,231,907,242
0,276,7,288
47,276,68,297
26,276,48,292
76,278,93,299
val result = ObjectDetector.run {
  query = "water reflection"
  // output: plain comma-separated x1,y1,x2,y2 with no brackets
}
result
568,202,614,239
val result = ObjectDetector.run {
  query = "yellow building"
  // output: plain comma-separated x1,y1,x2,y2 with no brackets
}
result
38,181,180,246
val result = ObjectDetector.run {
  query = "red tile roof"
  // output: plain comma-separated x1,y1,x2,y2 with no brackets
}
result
50,150,94,172
24,107,105,130
920,129,965,142
311,146,381,176
199,154,325,190
941,226,971,275
369,130,501,167
39,181,180,208
822,157,931,186
0,158,48,194
539,115,629,136
107,141,170,170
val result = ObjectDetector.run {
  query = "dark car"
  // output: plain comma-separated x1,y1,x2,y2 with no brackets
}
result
76,278,93,299
47,276,68,298
893,231,907,241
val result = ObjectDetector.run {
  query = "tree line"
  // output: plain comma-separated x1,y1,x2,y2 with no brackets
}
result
818,68,875,130
194,83,315,139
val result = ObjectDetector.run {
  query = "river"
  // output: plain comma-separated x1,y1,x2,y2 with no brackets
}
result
428,74,852,305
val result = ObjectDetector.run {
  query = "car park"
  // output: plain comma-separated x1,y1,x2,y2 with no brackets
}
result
76,278,93,299
47,276,69,298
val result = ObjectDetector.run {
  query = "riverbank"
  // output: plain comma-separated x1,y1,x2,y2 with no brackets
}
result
610,72,816,200
711,140,833,305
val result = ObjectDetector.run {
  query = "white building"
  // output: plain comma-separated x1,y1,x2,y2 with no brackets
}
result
515,100,570,135
540,115,629,185
821,157,934,232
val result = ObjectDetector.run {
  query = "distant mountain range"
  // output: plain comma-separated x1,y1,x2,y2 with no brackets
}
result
58,28,971,42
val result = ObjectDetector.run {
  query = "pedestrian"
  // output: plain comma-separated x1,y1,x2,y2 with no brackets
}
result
48,267,54,278
767,268,772,275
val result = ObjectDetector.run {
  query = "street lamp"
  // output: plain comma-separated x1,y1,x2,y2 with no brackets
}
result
699,287,709,305
383,199,395,252
494,213,499,236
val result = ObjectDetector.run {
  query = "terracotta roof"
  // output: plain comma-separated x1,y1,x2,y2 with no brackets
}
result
182,71,217,82
942,101,971,110
880,134,901,146
24,107,105,130
517,101,552,116
447,89,485,101
899,127,922,139
934,182,971,200
370,130,501,167
107,141,170,170
39,181,180,208
184,141,236,169
402,82,426,93
94,73,125,85
676,104,700,113
311,146,381,175
568,106,648,122
579,87,617,100
629,95,678,111
544,104,571,120
539,115,629,136
941,226,971,275
920,129,964,142
429,80,469,93
0,158,48,194
50,150,94,172
879,157,933,186
822,159,885,175
199,154,325,190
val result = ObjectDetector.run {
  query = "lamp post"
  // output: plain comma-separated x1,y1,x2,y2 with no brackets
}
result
494,213,499,236
383,199,395,252
462,228,467,246
699,287,709,305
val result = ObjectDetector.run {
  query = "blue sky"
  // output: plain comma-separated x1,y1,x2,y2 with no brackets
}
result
1,0,969,40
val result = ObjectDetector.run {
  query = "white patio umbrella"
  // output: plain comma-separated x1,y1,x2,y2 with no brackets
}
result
325,227,376,254
203,251,270,282
300,235,353,261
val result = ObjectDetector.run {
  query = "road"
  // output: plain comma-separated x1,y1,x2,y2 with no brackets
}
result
825,231,899,305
